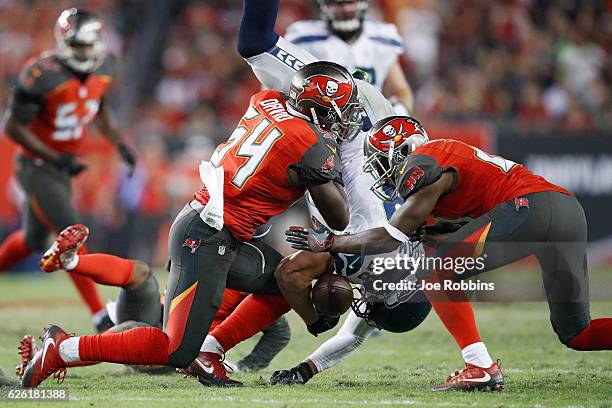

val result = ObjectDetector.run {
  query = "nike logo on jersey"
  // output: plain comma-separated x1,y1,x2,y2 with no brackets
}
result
41,337,55,372
325,144,337,154
196,358,215,374
464,372,491,383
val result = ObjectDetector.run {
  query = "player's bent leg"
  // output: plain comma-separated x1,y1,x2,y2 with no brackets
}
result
536,192,612,351
165,205,242,386
115,265,162,327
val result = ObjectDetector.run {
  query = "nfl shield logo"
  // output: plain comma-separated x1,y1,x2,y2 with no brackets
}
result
218,245,226,256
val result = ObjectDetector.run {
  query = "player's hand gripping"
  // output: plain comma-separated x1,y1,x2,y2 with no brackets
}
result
285,216,336,252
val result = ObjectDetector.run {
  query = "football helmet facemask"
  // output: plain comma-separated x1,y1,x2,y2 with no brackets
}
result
318,0,369,40
363,116,429,201
288,61,363,142
55,8,106,73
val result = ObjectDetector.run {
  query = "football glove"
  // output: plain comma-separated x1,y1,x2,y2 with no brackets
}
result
307,313,340,337
285,216,335,252
56,153,87,176
270,362,313,385
117,142,137,176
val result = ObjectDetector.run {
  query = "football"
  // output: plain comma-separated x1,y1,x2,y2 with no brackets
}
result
311,273,354,316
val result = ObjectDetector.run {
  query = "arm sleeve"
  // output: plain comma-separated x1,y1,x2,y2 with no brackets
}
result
397,154,456,200
288,133,343,186
10,63,45,124
237,0,281,58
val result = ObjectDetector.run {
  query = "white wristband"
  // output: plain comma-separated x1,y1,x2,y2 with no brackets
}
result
383,223,410,243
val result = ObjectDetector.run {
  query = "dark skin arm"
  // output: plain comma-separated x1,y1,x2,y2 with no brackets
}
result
276,179,348,324
330,172,455,254
307,180,349,231
4,111,64,164
94,99,123,145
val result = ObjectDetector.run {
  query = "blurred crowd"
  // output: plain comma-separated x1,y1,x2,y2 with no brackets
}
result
0,0,610,264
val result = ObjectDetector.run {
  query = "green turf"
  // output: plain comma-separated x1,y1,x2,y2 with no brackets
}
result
0,271,611,407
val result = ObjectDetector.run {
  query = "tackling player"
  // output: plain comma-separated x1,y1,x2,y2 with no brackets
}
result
285,0,414,114
286,115,612,391
19,60,357,388
0,8,136,332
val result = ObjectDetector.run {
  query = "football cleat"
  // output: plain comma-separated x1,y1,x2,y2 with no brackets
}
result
178,352,243,387
432,360,505,392
21,325,71,388
16,335,38,379
40,224,89,272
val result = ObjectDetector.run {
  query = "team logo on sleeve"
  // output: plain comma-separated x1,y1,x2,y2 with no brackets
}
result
297,75,353,109
321,155,336,173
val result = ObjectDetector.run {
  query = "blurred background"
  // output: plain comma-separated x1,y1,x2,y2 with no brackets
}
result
0,0,611,270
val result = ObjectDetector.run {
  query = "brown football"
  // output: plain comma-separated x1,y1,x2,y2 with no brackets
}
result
311,274,354,316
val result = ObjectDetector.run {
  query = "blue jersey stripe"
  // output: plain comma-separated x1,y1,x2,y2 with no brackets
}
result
291,35,330,44
368,36,403,48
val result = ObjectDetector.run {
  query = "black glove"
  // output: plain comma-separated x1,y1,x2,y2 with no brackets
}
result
307,313,340,337
56,154,87,176
270,362,313,385
285,216,335,252
117,143,137,176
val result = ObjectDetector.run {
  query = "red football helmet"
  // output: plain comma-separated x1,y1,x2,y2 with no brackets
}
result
287,61,363,142
363,116,429,201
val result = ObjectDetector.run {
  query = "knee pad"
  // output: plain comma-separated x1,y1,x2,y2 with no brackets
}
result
116,273,162,327
550,310,591,346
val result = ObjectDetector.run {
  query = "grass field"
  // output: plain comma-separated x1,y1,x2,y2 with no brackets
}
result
0,270,611,408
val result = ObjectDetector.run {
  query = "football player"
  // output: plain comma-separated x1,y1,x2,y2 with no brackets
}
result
19,60,357,388
16,224,290,375
286,115,612,391
234,0,433,384
0,8,136,332
285,0,414,115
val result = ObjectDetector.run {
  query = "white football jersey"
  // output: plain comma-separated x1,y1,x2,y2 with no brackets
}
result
285,20,404,90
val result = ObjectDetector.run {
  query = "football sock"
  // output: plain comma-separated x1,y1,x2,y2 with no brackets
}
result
568,318,612,350
210,289,246,331
59,337,80,363
77,327,170,365
200,335,224,355
238,316,291,370
0,230,31,271
116,273,162,326
69,254,134,287
427,300,482,349
209,294,290,352
461,341,493,368
67,273,104,315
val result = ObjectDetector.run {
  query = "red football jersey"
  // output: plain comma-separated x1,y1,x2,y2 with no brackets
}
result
10,51,116,158
397,139,573,221
195,90,342,241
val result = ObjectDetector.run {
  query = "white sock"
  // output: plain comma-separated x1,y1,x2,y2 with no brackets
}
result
58,337,81,363
64,254,80,271
200,335,224,355
461,342,493,368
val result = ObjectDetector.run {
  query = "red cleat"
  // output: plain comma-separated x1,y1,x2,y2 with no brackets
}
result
21,325,71,388
16,335,38,379
179,352,243,387
432,360,505,392
39,224,89,272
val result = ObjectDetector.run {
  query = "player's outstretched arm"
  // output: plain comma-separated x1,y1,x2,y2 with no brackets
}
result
287,173,454,254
